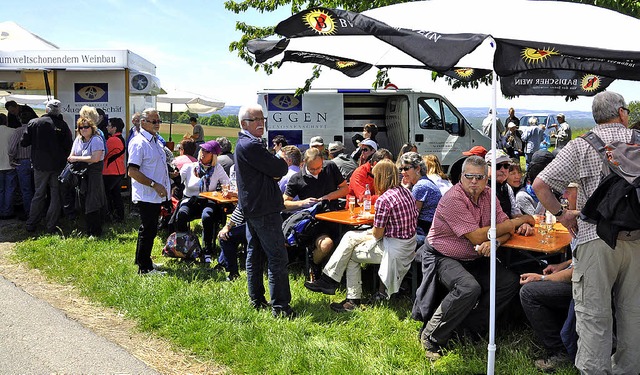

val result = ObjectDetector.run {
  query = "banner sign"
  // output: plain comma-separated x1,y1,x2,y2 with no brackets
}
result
500,69,614,96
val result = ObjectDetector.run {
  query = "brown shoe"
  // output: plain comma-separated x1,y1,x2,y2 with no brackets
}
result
329,298,361,313
534,352,571,372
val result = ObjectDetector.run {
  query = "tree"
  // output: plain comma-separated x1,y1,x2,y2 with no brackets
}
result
208,114,225,127
224,115,239,128
225,0,639,91
629,100,640,126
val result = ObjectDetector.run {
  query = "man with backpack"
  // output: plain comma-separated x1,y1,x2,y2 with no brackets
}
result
533,91,640,374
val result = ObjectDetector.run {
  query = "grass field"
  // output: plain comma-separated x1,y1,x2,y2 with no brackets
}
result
159,122,238,142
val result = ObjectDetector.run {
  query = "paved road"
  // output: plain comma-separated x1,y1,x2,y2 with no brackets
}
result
0,275,159,374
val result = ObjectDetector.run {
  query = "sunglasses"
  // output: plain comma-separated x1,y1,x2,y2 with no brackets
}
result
144,119,162,125
361,147,373,152
495,162,510,170
464,173,486,181
77,126,91,130
399,166,414,172
620,107,630,115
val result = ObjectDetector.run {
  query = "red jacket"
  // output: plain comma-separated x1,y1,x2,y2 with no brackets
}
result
348,162,379,204
102,132,126,175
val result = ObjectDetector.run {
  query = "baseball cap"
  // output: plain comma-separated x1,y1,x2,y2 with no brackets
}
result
309,136,324,147
557,113,565,118
462,145,488,157
45,99,61,109
484,149,511,164
200,140,222,155
328,141,345,153
507,122,518,129
360,139,378,151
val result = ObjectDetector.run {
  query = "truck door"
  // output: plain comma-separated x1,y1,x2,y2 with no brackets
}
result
385,96,409,156
414,96,468,170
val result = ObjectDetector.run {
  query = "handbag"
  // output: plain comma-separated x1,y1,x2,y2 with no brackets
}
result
58,162,89,187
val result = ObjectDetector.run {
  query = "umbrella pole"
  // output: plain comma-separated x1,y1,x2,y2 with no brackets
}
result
169,103,173,142
487,68,498,375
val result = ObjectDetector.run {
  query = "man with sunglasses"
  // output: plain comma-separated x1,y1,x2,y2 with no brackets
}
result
127,108,171,275
235,104,295,319
485,149,535,236
416,155,534,360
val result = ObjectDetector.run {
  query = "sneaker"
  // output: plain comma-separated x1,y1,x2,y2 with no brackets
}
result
153,263,164,270
304,274,339,295
141,269,167,276
368,290,389,305
421,331,443,361
203,254,212,264
272,306,297,319
226,272,240,281
329,298,361,313
534,352,571,372
250,299,270,310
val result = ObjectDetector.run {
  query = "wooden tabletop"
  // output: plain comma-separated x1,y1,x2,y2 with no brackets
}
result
315,208,374,226
198,191,238,204
502,222,572,254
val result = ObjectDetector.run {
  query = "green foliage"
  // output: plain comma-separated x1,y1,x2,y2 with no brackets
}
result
629,100,640,126
224,115,239,128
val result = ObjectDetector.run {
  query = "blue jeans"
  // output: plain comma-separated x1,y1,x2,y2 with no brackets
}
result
246,213,291,309
15,159,34,214
219,223,246,274
175,198,224,252
0,169,17,216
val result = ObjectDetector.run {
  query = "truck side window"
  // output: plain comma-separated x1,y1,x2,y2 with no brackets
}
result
418,98,443,130
443,104,461,135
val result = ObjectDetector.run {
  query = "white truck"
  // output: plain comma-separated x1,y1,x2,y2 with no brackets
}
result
258,88,491,182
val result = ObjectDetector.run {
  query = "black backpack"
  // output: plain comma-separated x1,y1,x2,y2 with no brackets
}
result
580,129,640,249
282,204,322,248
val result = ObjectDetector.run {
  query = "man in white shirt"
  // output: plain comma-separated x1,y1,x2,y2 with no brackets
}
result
127,108,171,275
482,109,505,138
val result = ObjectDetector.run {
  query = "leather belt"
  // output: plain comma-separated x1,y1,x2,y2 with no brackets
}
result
618,230,640,241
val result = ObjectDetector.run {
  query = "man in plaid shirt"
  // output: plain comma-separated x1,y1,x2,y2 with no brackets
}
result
534,91,640,374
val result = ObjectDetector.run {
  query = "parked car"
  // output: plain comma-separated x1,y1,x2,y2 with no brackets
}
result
519,113,556,137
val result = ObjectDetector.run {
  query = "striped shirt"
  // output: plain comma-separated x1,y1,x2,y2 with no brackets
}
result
373,186,418,239
428,183,509,261
537,123,634,245
8,125,30,162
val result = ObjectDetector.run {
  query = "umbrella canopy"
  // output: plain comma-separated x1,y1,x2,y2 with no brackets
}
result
156,90,225,114
246,2,640,373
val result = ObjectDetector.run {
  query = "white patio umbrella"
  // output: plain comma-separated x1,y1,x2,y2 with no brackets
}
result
246,2,640,373
156,89,225,141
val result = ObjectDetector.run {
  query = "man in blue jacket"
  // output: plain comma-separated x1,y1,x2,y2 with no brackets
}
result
235,104,295,318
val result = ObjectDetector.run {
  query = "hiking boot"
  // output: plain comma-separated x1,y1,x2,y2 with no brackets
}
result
250,299,270,310
330,298,361,313
272,306,297,319
534,352,571,372
304,274,339,295
226,272,240,282
421,331,443,361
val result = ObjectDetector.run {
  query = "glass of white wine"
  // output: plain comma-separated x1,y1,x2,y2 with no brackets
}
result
349,197,357,218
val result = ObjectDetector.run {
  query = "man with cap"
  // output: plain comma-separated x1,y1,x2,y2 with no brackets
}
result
485,149,535,236
20,99,73,233
462,145,488,159
448,145,490,185
309,136,328,159
127,108,172,275
175,140,230,263
327,141,357,181
505,122,524,159
550,114,571,150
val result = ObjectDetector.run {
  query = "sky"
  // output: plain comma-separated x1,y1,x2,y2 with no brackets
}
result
5,0,639,113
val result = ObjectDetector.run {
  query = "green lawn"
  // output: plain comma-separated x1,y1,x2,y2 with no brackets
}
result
10,218,578,375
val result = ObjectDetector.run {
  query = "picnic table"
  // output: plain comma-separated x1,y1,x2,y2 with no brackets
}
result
502,222,573,268
198,191,238,204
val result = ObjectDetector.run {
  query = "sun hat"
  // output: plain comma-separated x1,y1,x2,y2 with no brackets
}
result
328,141,345,153
484,149,511,164
200,140,222,155
309,136,324,147
360,139,378,151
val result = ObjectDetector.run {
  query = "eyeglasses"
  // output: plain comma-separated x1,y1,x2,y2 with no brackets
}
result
399,166,414,172
495,162,510,170
464,173,486,181
77,126,91,130
620,107,630,115
242,117,267,122
144,119,162,125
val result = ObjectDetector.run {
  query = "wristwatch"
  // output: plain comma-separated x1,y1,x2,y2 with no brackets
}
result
553,208,564,217
150,180,156,188
541,275,546,281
